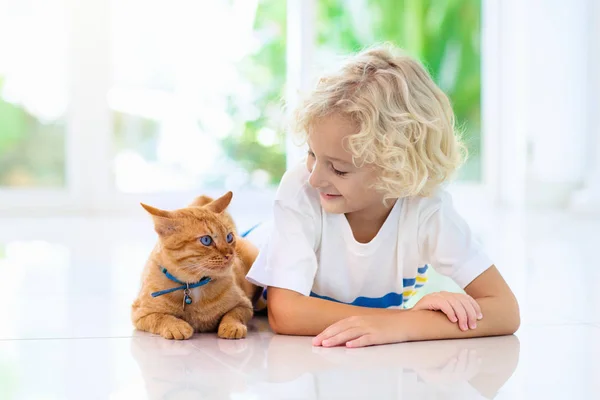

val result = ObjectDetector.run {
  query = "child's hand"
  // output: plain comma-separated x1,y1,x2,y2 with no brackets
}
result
411,291,483,331
312,315,404,348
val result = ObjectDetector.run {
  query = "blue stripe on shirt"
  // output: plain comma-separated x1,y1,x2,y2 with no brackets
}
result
403,278,416,287
309,291,404,308
258,264,430,307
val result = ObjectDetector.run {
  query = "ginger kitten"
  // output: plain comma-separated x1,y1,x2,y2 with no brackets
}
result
131,191,259,340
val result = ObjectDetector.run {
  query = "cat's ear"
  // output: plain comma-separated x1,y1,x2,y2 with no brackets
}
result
188,195,214,207
141,203,180,236
205,191,233,214
140,203,172,218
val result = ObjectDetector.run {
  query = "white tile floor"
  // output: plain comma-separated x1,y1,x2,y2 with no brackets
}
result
0,207,599,399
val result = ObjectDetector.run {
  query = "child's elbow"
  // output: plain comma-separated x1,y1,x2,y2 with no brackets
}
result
267,307,289,334
504,295,521,334
267,303,297,335
511,307,521,334
266,288,301,335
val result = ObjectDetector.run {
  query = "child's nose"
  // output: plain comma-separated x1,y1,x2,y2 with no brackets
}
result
308,164,327,189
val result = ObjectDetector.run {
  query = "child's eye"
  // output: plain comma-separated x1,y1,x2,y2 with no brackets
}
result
307,150,315,158
332,167,348,176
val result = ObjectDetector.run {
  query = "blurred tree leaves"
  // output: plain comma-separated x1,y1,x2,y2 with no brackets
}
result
0,0,481,188
0,76,66,187
221,0,288,185
223,0,482,183
316,0,482,180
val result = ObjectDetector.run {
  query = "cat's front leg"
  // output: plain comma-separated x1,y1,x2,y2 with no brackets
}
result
135,312,194,340
217,302,253,339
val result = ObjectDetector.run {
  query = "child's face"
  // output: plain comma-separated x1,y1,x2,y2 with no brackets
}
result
306,113,386,215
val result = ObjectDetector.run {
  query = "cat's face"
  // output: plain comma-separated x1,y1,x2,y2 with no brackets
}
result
141,192,238,281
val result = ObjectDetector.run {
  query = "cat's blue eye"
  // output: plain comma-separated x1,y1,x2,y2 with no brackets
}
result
226,232,234,243
199,235,213,246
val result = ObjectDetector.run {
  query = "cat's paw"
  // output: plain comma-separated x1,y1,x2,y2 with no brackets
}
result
160,319,194,340
218,322,247,339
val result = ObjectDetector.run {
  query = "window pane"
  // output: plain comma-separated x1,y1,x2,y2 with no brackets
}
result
0,0,68,188
316,0,482,181
110,0,286,193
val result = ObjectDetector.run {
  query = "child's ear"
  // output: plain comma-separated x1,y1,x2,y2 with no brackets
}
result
205,191,233,214
141,203,180,236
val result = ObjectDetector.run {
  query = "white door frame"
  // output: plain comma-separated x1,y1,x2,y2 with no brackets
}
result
476,0,527,210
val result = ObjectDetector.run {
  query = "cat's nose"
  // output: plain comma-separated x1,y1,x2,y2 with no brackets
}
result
224,253,233,260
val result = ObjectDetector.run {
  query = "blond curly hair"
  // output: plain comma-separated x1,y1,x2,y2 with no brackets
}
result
293,43,467,199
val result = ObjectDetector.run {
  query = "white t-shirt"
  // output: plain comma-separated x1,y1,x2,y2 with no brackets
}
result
246,162,493,308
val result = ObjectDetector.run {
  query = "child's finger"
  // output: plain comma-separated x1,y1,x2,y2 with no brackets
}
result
468,296,483,320
435,299,459,323
313,330,333,346
346,334,375,348
313,324,342,345
447,297,469,331
459,297,479,329
313,318,352,346
322,328,363,347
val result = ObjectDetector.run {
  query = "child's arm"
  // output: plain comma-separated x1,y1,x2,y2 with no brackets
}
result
402,265,519,341
267,287,405,336
313,265,520,347
267,284,483,337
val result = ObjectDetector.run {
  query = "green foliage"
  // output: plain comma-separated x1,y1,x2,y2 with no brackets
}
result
113,111,161,161
316,0,482,180
221,0,288,185
0,0,481,188
0,75,66,187
0,77,25,149
223,0,482,184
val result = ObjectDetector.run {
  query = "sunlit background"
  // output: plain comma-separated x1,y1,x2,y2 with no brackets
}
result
1,0,488,212
1,1,600,398
1,0,598,214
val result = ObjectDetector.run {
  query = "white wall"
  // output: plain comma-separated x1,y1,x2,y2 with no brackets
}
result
523,0,590,207
474,0,595,210
569,0,600,214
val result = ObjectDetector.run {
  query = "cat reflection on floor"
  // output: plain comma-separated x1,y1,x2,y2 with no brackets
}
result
129,321,520,400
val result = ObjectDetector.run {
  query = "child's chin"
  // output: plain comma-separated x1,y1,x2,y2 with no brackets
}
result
320,202,348,214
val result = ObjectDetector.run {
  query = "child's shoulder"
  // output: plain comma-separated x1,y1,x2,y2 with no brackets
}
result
402,187,455,221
